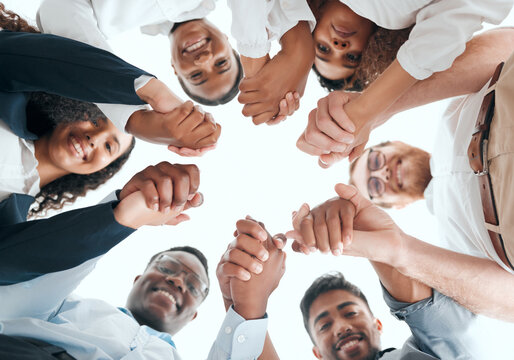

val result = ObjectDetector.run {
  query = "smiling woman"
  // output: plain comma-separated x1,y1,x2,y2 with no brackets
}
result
24,93,135,217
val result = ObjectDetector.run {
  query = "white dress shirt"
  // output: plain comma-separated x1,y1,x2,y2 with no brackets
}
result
227,0,316,58
0,258,268,359
0,120,39,203
424,82,514,274
343,0,512,80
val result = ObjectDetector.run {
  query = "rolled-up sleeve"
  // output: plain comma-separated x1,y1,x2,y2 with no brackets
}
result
228,0,315,58
207,306,268,359
397,0,512,79
382,285,479,359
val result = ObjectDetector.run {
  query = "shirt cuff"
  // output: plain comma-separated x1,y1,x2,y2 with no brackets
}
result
215,306,268,359
96,102,149,133
237,41,272,59
381,283,434,321
100,191,119,204
134,75,154,92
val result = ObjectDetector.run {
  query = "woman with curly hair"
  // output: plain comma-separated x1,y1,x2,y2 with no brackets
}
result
299,0,513,167
0,5,155,219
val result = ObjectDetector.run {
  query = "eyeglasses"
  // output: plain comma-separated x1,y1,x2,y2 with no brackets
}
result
155,255,209,299
367,149,386,199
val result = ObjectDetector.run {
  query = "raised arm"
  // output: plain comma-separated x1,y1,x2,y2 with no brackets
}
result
0,31,149,105
0,162,203,285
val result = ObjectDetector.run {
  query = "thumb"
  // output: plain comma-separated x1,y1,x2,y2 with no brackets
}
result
348,143,366,162
334,183,372,212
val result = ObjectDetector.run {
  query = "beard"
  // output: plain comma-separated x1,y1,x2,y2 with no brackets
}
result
330,346,381,360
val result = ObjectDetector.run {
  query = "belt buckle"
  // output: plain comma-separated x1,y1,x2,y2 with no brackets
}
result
473,139,489,176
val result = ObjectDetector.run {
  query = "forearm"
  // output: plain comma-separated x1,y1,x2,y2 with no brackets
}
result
258,333,279,360
383,28,514,119
394,233,514,321
347,59,417,128
241,55,270,78
0,32,150,105
369,261,431,304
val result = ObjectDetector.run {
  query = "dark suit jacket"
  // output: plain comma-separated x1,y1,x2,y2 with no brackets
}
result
0,31,150,284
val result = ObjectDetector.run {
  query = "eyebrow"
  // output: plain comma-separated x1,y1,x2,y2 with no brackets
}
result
112,136,120,153
191,63,232,86
315,54,358,71
313,301,357,326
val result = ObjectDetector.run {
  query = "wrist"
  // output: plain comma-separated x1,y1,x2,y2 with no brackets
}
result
233,301,267,320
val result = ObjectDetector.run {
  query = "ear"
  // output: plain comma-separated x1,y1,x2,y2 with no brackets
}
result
374,318,383,334
190,311,198,322
312,346,322,359
170,62,177,75
133,275,141,284
392,203,407,210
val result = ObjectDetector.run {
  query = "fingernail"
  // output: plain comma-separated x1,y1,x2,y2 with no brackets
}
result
309,247,317,253
319,158,328,166
152,203,159,211
294,92,300,99
332,249,341,256
254,263,263,274
259,231,267,241
345,235,352,245
242,272,251,281
275,238,284,247
164,206,170,214
287,93,293,101
261,251,269,261
172,204,184,212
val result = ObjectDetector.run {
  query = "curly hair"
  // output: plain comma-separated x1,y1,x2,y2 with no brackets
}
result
307,0,412,92
0,3,39,33
25,93,136,218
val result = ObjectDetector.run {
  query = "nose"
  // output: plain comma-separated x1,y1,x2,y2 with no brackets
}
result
373,165,390,182
193,51,213,65
85,134,96,148
165,274,186,293
335,319,353,337
332,38,349,50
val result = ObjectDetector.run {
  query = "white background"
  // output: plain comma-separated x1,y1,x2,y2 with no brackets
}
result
7,1,514,358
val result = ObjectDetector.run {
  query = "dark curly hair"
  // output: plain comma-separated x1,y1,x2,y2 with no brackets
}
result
308,0,412,92
0,4,135,217
0,2,39,33
25,93,135,218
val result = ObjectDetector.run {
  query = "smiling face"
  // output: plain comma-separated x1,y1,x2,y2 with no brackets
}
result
46,117,133,175
126,251,209,335
169,19,239,102
313,0,375,81
309,290,382,360
350,141,432,208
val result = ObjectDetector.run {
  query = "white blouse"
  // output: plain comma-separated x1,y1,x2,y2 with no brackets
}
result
228,0,316,58
0,120,40,203
344,0,512,80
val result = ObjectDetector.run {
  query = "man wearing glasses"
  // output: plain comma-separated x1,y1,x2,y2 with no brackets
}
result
0,244,270,359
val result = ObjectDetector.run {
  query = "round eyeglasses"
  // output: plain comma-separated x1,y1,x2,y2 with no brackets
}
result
155,255,209,299
367,149,386,199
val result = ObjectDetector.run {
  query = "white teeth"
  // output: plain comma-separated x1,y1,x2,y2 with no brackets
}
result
71,137,84,158
341,340,359,350
157,289,176,304
184,39,207,53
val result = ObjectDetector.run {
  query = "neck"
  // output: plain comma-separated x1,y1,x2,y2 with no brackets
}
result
34,135,69,188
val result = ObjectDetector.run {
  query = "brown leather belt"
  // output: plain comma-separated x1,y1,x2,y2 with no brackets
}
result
467,62,513,270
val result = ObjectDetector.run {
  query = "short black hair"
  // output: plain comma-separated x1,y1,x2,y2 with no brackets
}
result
300,272,371,343
147,246,210,289
178,50,243,106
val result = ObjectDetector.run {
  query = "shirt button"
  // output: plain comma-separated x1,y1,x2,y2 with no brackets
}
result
237,335,246,343
224,326,232,334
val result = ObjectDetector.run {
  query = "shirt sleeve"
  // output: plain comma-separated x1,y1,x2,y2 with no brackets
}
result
397,0,513,79
382,285,479,359
0,199,135,285
207,306,268,360
228,0,315,58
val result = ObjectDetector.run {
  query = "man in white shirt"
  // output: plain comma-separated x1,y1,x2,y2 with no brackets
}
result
37,0,243,108
341,53,514,321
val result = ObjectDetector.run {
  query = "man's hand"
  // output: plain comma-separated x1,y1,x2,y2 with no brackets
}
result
126,101,221,151
237,21,313,125
119,162,201,214
216,217,286,319
287,184,403,264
